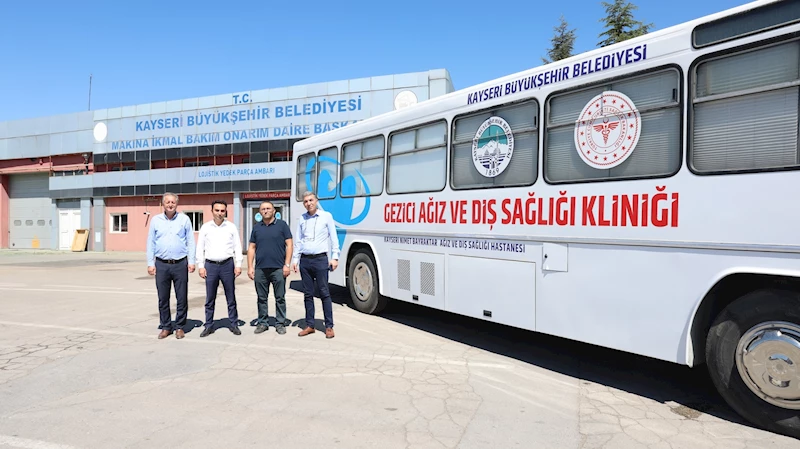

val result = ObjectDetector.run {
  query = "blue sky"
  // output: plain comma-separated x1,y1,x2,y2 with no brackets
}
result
0,0,750,122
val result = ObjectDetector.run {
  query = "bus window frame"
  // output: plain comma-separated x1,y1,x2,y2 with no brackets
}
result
542,63,685,186
339,134,387,198
386,118,450,196
687,33,800,177
316,146,339,200
295,151,318,201
449,97,541,192
691,1,800,49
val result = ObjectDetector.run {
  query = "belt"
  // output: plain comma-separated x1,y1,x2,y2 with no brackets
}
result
156,257,186,264
205,257,232,265
301,253,327,259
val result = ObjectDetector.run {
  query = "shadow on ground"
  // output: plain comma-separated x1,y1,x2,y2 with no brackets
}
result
288,280,755,431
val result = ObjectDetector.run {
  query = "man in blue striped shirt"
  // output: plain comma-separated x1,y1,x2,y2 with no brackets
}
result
147,193,196,340
292,191,340,339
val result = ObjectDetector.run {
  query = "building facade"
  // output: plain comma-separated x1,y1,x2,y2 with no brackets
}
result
0,69,454,251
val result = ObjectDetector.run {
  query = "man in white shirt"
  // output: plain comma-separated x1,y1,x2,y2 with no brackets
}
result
292,191,340,339
196,200,244,337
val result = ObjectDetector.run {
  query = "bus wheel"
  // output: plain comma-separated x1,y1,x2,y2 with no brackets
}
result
706,289,800,438
348,250,387,315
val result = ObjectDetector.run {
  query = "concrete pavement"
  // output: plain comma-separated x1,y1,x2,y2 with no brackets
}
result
0,250,797,448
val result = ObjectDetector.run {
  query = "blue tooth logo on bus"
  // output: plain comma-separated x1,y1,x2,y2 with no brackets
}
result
304,156,372,250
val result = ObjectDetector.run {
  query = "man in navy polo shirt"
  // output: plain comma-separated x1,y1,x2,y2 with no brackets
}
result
247,201,293,335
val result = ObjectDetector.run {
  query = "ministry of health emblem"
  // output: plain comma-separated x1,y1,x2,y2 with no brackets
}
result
574,91,641,169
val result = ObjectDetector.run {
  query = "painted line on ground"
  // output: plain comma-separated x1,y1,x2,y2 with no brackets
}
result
0,434,77,449
471,374,575,419
0,320,514,370
0,266,49,269
44,285,124,290
0,288,151,296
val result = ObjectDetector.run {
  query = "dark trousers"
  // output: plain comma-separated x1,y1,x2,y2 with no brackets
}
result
299,255,333,329
155,258,188,331
203,259,238,328
255,267,287,327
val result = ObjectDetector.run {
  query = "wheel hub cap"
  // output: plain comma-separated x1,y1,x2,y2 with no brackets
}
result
352,262,373,302
736,321,800,410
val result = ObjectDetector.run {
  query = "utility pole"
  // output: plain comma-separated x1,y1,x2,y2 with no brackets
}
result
88,74,92,110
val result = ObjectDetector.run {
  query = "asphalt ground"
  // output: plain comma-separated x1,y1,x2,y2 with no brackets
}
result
0,250,797,449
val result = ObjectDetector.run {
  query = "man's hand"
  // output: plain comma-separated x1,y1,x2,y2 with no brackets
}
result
234,267,242,278
248,268,255,280
282,266,290,277
199,268,207,279
147,266,156,276
330,260,338,271
188,264,196,274
292,263,298,273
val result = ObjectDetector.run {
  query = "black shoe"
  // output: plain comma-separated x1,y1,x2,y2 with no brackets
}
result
254,324,268,334
275,324,286,335
230,326,241,335
200,327,214,338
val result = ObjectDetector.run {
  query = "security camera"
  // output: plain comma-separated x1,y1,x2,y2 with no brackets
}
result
143,211,151,215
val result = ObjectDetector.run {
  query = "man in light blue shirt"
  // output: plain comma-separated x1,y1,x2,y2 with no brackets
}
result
292,191,340,339
146,192,196,340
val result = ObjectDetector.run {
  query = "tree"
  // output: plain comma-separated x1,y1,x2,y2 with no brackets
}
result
597,0,653,47
543,15,577,65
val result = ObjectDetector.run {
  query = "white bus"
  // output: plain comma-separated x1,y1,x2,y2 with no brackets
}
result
291,0,800,438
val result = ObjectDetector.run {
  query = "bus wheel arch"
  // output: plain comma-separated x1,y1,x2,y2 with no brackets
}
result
691,272,800,438
705,288,800,438
689,273,800,369
345,242,389,315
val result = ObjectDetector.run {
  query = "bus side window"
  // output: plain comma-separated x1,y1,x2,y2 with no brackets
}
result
691,40,800,173
296,153,316,201
317,147,338,199
544,67,681,184
387,121,448,194
451,99,539,190
341,135,385,197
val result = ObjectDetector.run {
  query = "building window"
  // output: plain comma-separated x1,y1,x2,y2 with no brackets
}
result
692,40,800,173
184,161,210,167
110,214,128,233
185,211,204,232
52,170,86,176
388,120,448,194
270,153,289,162
296,153,316,201
544,67,681,184
317,147,338,199
341,135,385,197
452,99,538,190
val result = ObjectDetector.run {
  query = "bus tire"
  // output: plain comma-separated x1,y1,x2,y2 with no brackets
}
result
348,251,387,315
705,288,800,439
